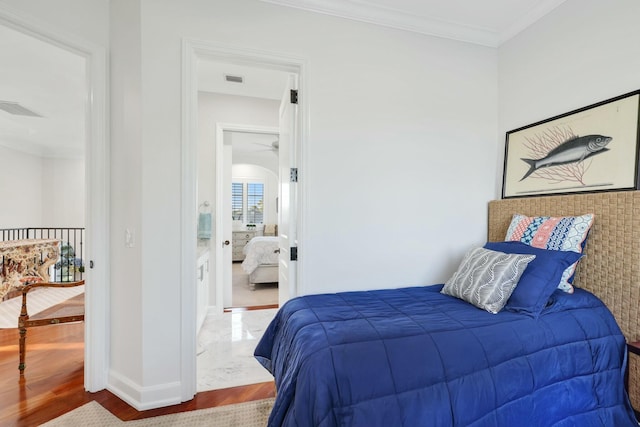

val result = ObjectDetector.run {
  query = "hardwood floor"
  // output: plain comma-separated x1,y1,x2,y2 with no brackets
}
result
0,322,275,426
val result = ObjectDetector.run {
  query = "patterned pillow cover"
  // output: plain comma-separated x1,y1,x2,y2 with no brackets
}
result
441,247,536,314
504,213,594,293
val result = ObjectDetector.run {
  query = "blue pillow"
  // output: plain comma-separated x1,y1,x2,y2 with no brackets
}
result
483,241,583,317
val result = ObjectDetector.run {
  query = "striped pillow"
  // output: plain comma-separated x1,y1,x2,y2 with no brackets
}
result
504,213,594,293
441,247,535,314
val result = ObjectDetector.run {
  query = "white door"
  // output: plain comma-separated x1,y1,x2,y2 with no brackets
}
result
278,75,298,305
222,136,233,307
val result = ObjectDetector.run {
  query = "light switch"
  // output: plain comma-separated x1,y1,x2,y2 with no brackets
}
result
125,228,135,248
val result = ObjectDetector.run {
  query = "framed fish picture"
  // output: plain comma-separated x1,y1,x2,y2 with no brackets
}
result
502,90,640,198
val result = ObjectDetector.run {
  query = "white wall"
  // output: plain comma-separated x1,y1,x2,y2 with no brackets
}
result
0,146,85,228
0,0,109,48
109,0,145,407
497,0,640,194
0,145,43,227
41,157,85,227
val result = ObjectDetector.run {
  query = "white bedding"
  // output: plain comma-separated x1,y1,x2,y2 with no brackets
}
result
241,236,279,274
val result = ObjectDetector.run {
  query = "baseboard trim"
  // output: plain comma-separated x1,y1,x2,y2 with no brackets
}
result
108,370,182,411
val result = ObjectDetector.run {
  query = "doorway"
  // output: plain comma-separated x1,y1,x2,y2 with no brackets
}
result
226,130,280,309
184,42,304,395
0,12,108,392
203,65,298,315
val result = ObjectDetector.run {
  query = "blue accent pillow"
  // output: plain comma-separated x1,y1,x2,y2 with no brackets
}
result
483,241,583,317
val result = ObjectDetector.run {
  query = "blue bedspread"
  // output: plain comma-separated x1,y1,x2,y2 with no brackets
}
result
255,285,637,426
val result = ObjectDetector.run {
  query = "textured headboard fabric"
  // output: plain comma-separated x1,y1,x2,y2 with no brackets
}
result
488,191,640,411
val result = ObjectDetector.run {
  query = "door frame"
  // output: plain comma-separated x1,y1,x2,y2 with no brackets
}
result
0,5,109,392
215,124,280,312
181,39,307,400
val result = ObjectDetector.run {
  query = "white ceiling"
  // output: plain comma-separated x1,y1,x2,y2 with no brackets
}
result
0,1,566,158
259,0,567,47
0,24,85,158
198,60,289,100
226,131,280,174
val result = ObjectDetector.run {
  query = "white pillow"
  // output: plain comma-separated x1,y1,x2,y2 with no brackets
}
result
441,247,535,314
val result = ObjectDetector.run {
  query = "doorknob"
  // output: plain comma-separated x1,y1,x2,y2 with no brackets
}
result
223,240,230,247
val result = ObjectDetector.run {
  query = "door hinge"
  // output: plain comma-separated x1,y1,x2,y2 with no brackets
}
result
290,246,298,261
290,168,298,183
290,89,298,104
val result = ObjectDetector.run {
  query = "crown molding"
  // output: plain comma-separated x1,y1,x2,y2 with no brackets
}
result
259,0,567,48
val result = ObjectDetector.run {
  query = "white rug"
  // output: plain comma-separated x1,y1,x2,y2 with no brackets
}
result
41,398,274,427
0,285,85,329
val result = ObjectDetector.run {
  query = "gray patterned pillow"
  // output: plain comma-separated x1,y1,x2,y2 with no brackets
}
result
441,247,535,314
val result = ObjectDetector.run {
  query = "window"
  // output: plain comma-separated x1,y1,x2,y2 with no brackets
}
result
247,182,264,223
231,183,243,221
231,181,264,223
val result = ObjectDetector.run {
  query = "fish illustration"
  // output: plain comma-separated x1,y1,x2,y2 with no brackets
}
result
520,134,612,181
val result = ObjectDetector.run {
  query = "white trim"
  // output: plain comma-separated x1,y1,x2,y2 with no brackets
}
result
180,38,199,402
0,5,109,392
258,0,568,48
181,39,307,400
108,371,181,411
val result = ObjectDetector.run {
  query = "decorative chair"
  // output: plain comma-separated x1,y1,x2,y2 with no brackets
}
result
18,280,85,374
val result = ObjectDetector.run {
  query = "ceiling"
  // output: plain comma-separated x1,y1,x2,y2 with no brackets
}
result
0,24,85,158
198,60,288,100
0,1,566,158
259,0,567,47
227,131,280,174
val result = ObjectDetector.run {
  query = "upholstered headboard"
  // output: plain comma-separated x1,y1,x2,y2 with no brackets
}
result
488,190,640,411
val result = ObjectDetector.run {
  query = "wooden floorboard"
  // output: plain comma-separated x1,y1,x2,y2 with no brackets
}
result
0,322,275,426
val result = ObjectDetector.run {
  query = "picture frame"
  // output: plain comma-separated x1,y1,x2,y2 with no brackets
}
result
502,90,640,199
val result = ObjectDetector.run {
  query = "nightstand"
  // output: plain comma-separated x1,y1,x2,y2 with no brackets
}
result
232,230,256,261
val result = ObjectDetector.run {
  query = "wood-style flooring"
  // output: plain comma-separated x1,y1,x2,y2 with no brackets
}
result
0,321,276,426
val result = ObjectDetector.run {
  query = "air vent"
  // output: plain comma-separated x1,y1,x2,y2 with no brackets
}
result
224,74,244,83
0,101,42,117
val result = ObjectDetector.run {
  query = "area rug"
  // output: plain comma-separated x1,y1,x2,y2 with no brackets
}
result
41,397,275,426
0,286,85,329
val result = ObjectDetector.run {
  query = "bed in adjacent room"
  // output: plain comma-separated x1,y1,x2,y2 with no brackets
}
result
255,191,640,426
242,236,279,290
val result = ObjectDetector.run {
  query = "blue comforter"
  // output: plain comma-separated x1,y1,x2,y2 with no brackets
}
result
255,285,637,426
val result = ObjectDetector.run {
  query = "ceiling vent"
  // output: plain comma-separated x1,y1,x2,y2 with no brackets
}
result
0,101,42,117
224,74,244,83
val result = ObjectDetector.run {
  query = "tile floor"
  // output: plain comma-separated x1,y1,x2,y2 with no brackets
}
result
196,261,279,392
197,308,277,392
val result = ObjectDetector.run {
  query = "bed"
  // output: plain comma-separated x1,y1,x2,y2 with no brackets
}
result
255,191,640,426
241,236,279,290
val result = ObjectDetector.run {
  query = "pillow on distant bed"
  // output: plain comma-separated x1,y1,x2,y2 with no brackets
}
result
504,213,594,293
484,241,583,316
441,247,535,314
